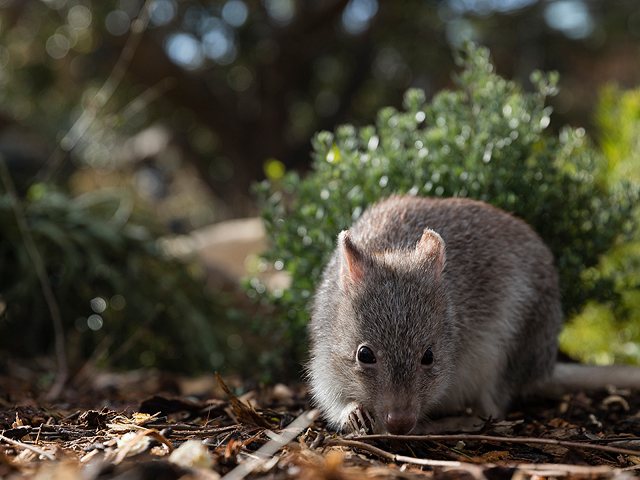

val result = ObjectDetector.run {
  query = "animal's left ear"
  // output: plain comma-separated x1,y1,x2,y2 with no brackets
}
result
414,228,445,280
338,230,367,290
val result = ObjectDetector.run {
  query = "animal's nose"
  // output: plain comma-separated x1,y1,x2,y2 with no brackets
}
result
384,412,416,435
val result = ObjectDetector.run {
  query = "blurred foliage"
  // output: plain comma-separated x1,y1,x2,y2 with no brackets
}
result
255,43,639,371
1,0,640,215
0,1,250,375
0,182,240,373
0,0,639,378
594,85,640,185
560,84,640,365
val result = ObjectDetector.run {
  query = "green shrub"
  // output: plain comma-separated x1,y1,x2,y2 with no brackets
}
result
595,84,640,185
559,84,640,365
255,43,637,372
0,184,234,373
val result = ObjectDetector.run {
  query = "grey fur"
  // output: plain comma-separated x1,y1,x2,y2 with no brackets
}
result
307,195,562,433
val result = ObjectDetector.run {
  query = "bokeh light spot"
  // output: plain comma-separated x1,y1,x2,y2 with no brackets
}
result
227,65,252,91
264,0,295,27
149,0,177,26
264,158,285,180
165,32,204,70
105,10,131,36
342,0,378,35
87,314,104,331
68,5,92,30
202,19,237,64
222,0,249,27
111,295,126,310
140,350,156,366
46,34,70,59
544,0,594,39
227,333,243,349
90,297,107,313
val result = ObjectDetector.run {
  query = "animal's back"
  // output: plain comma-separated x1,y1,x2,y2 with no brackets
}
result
350,196,562,397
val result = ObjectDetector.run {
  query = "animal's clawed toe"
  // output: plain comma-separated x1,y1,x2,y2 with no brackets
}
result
346,404,374,434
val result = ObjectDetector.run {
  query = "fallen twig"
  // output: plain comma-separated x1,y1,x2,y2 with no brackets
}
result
325,438,462,467
220,409,319,480
0,433,56,461
349,433,640,457
326,437,626,477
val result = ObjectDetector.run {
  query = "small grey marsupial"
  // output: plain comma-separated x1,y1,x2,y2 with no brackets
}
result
308,195,640,434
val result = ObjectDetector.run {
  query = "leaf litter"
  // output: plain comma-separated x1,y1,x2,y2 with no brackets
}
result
2,367,640,479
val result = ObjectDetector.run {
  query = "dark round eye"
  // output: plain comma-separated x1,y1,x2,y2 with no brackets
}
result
421,348,434,366
357,346,376,364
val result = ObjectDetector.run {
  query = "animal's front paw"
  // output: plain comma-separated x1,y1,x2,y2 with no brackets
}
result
344,403,375,435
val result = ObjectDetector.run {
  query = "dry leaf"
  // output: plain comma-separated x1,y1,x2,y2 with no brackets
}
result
547,418,572,429
481,450,509,462
215,372,277,428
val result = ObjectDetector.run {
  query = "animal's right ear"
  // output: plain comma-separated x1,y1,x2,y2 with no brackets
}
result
338,231,366,290
414,228,445,281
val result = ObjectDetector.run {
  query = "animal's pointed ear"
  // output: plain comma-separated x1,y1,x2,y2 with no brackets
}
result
414,228,445,280
339,231,366,289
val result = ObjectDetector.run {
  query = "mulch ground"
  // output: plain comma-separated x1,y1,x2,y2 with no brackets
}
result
2,361,640,479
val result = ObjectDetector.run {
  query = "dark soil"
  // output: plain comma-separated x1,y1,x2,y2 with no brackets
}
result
2,361,640,480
